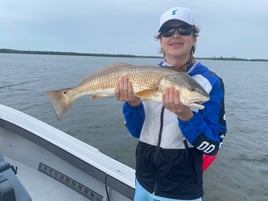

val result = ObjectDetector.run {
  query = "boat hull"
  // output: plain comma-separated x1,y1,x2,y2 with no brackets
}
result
0,105,135,201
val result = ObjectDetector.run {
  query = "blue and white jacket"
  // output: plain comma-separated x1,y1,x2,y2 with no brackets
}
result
123,60,227,200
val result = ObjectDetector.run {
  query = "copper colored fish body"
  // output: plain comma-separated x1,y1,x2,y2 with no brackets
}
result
46,63,209,119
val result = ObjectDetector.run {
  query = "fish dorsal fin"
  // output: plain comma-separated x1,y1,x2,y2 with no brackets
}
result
79,62,133,85
95,62,133,72
105,62,133,69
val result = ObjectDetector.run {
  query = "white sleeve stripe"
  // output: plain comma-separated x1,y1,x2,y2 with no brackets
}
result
192,74,212,94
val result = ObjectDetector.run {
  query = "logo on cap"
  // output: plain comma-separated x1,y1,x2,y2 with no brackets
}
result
171,9,178,15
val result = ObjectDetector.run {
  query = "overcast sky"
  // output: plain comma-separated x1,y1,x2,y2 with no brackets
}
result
1,0,267,59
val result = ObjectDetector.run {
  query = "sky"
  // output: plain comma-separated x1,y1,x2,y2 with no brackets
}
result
1,0,267,59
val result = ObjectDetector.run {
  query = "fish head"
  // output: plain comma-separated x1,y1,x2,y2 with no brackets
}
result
160,72,210,109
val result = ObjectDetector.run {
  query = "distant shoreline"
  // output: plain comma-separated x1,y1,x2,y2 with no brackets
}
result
1,48,267,62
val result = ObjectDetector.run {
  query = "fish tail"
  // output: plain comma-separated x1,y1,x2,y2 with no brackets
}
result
46,88,74,119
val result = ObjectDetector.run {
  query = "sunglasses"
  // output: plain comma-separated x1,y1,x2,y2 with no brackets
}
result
160,25,194,37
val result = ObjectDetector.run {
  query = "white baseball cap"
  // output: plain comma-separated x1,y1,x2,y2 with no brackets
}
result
158,7,195,31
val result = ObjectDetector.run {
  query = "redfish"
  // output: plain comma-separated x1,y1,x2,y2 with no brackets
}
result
46,63,209,119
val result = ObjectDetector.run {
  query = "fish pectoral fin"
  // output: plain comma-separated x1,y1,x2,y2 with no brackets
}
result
91,94,109,99
135,89,158,100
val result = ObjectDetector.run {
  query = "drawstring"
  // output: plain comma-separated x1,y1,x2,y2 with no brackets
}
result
183,139,189,159
157,106,165,148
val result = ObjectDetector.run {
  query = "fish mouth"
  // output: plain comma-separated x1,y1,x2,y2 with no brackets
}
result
189,102,205,109
188,99,208,109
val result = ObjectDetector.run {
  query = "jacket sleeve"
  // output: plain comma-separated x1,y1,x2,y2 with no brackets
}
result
123,102,145,138
179,77,227,156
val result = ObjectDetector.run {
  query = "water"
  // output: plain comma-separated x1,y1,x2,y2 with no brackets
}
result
1,53,268,200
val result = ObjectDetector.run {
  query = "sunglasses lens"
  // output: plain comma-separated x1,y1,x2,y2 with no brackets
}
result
162,27,176,37
161,26,193,37
179,26,193,36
